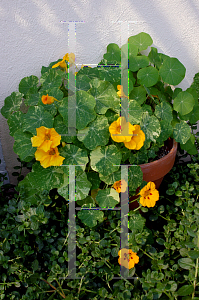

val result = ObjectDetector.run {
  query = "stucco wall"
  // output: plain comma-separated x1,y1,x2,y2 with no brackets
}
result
1,0,199,184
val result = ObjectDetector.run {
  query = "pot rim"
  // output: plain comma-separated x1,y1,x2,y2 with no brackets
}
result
139,138,178,168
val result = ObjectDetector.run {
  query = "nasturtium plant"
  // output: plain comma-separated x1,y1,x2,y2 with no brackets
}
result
1,31,199,214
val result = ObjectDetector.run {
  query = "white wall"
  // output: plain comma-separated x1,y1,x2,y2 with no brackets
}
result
1,0,199,184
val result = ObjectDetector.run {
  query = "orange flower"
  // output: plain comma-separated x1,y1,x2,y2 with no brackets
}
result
118,248,139,269
35,147,65,168
52,53,75,69
109,117,133,143
117,85,128,98
139,182,159,207
31,127,61,152
123,125,145,150
41,94,56,105
113,180,127,193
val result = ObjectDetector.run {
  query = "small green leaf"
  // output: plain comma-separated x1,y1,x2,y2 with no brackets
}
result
77,205,104,227
129,55,149,72
1,92,23,119
90,145,122,176
137,66,159,87
130,86,146,105
155,102,173,123
159,57,186,85
178,258,195,269
177,285,194,296
19,75,39,96
129,212,145,231
129,32,153,52
58,91,96,130
174,91,195,115
23,106,54,135
173,121,191,144
103,43,121,64
96,188,119,208
13,129,36,162
77,115,110,150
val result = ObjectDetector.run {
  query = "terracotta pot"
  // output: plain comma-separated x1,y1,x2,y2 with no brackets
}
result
129,139,178,211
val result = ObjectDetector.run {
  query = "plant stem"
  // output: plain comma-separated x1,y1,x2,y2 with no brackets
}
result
78,275,84,295
192,231,199,299
140,248,154,260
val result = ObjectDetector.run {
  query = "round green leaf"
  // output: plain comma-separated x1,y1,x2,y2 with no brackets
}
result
129,212,145,231
156,120,173,144
140,112,161,142
103,43,121,64
23,106,54,135
27,163,64,190
76,173,92,200
178,257,195,270
121,43,138,58
180,134,198,155
137,66,159,87
77,67,100,80
77,115,110,150
129,32,153,52
88,78,120,114
159,57,186,85
128,165,143,191
129,55,149,72
77,205,104,228
59,144,88,175
1,92,23,119
173,91,195,115
90,145,122,176
58,91,96,130
54,115,75,143
98,66,121,83
129,100,143,124
76,74,91,91
173,121,191,144
40,69,63,90
7,111,24,137
19,75,39,96
130,86,146,105
13,129,36,162
58,172,91,201
96,188,119,208
87,172,101,190
99,170,121,185
155,102,173,123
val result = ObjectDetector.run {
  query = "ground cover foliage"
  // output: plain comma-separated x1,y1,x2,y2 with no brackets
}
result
0,160,198,299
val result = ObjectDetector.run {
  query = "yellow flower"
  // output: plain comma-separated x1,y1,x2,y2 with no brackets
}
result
41,94,56,105
117,85,128,98
113,179,127,193
139,182,159,207
31,127,61,152
35,147,65,168
52,53,75,69
118,248,139,269
123,125,145,150
109,117,133,143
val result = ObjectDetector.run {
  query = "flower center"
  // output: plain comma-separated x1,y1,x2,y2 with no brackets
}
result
123,252,133,262
49,149,56,155
44,133,51,140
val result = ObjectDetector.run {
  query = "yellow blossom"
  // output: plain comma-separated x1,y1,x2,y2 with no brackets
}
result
113,180,127,193
41,94,56,105
118,248,139,269
123,125,145,150
35,147,65,168
139,182,159,207
109,117,133,143
52,53,75,69
117,85,128,98
31,127,61,152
